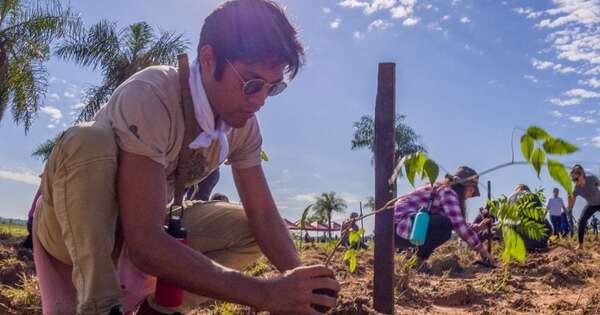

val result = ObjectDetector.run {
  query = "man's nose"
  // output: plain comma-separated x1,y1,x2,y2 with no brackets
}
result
248,88,269,110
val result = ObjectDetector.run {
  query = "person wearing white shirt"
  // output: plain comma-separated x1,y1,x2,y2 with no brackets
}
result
547,188,567,237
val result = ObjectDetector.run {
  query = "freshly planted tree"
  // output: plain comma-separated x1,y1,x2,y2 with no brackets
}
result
351,114,426,163
487,190,549,264
56,20,189,122
312,192,347,240
0,0,79,131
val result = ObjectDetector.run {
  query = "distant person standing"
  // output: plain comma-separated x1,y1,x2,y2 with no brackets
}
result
568,165,600,249
546,188,568,237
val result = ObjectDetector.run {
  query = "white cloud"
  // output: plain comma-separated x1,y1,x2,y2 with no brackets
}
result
593,135,600,148
403,17,419,26
442,15,450,21
549,110,564,117
64,91,75,98
40,106,63,122
451,0,461,6
293,193,317,202
460,16,471,23
72,102,85,109
580,77,600,88
564,88,600,99
48,124,56,129
548,97,582,106
338,0,398,15
330,18,342,29
524,74,538,83
353,31,365,40
368,19,393,32
323,7,331,14
569,115,597,124
48,93,60,101
0,170,40,186
532,58,554,70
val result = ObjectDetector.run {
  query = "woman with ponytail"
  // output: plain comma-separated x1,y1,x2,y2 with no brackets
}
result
394,166,495,271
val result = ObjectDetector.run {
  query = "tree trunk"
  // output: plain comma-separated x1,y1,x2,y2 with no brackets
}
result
0,38,8,123
328,212,332,240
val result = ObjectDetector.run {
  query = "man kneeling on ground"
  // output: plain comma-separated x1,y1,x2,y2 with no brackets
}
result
33,1,339,314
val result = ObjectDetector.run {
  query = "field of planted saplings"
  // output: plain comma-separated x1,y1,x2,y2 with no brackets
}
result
2,226,600,314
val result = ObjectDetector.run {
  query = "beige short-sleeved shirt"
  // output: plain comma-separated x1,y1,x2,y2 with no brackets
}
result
94,65,262,198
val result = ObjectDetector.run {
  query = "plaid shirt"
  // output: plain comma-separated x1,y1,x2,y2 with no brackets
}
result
394,185,483,252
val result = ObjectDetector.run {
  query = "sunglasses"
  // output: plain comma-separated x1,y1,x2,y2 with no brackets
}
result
226,59,287,97
571,175,581,182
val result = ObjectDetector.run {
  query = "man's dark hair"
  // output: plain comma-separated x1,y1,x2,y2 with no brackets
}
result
199,0,305,81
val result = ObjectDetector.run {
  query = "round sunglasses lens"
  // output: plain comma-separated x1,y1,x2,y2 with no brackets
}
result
243,80,265,95
268,82,287,96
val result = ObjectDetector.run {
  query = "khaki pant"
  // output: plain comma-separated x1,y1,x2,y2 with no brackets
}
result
35,122,261,314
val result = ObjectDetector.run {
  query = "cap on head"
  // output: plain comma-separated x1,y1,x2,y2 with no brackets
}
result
452,165,480,197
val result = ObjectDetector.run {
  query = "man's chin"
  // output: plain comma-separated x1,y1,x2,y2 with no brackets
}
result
227,118,248,129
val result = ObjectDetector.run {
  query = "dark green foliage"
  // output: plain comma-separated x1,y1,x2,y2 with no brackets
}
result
351,114,426,162
0,0,80,132
487,190,549,264
55,20,189,122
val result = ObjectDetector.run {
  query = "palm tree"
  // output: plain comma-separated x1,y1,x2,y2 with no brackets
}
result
0,0,79,132
33,20,188,160
351,114,426,163
312,192,347,240
56,20,189,122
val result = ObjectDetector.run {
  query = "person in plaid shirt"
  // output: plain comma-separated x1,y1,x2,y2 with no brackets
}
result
394,166,495,270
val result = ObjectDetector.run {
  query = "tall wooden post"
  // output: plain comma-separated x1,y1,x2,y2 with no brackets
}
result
374,62,396,314
487,181,492,254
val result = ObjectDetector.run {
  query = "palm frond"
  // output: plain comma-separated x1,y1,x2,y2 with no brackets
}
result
7,53,46,131
124,22,153,61
76,83,113,123
55,19,120,71
144,29,188,65
32,132,63,161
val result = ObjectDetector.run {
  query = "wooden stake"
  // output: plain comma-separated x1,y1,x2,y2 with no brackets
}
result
373,62,396,314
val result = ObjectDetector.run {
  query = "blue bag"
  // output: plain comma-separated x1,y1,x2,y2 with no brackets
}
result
409,187,437,246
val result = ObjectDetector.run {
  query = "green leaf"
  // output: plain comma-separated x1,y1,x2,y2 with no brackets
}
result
547,159,573,195
526,126,550,141
423,158,439,185
512,232,526,263
530,148,545,178
349,254,358,272
260,150,270,162
404,154,419,187
343,249,354,261
542,138,578,155
520,135,535,162
349,230,361,244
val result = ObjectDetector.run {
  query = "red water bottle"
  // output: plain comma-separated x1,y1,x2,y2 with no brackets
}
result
154,215,187,308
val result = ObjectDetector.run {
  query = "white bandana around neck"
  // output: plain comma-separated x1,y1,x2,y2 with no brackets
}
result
188,58,232,163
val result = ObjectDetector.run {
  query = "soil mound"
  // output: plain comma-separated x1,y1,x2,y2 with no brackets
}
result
433,284,483,307
429,254,464,276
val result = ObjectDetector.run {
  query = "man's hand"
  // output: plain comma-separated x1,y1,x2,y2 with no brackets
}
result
260,265,340,314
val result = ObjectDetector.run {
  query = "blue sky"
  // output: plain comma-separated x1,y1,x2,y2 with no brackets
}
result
1,0,600,234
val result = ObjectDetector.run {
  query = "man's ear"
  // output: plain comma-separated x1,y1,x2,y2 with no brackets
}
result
198,45,216,77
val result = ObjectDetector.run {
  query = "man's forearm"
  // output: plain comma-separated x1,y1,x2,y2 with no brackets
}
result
249,211,301,272
129,231,268,309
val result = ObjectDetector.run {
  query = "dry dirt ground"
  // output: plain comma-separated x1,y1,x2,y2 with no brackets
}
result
2,232,600,315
